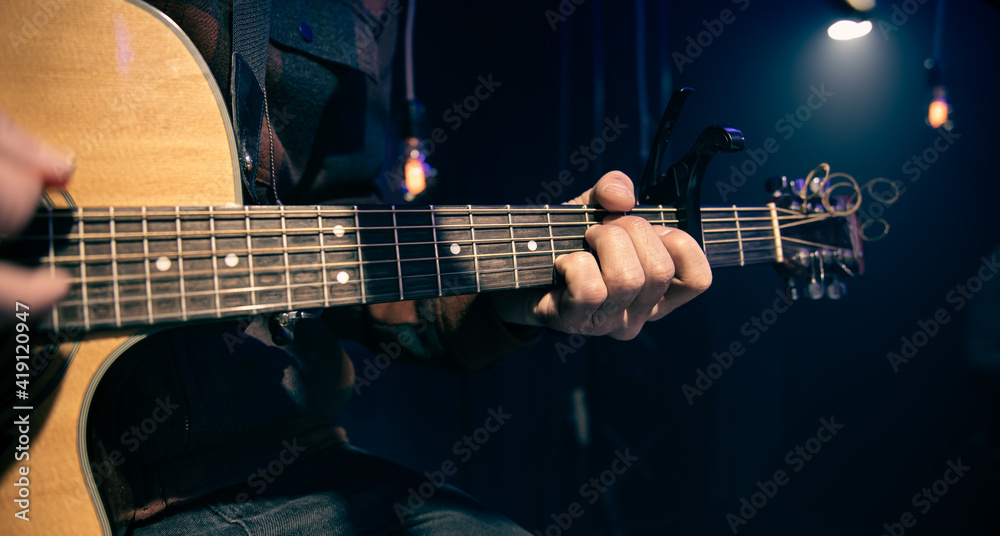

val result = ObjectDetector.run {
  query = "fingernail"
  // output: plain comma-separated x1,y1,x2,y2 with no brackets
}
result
602,183,631,198
654,225,671,236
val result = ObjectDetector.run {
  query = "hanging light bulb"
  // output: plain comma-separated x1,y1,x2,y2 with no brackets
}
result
403,137,428,201
927,86,949,129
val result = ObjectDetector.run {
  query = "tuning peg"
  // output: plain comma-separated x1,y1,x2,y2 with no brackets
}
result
826,275,846,300
785,278,800,301
807,280,825,300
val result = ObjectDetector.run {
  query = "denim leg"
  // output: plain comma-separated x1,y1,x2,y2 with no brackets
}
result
131,444,530,536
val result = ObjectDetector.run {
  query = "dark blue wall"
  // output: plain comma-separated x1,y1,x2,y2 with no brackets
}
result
340,1,1000,534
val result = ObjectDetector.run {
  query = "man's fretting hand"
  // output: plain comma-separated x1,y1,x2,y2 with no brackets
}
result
492,171,712,340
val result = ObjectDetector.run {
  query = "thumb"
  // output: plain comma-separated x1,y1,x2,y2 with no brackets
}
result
565,171,635,212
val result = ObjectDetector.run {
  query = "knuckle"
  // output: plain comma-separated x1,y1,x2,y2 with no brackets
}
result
602,225,631,243
690,267,713,292
615,266,646,292
621,215,651,233
646,253,675,287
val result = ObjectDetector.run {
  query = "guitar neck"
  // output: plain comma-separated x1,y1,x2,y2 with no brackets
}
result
14,204,785,332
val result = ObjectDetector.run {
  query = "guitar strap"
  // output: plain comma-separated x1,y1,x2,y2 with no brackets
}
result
230,0,273,204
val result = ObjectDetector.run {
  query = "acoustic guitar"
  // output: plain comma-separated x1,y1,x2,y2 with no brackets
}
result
0,1,864,534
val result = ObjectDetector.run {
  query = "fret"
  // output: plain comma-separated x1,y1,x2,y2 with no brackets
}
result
506,205,520,289
208,207,222,317
391,205,404,300
141,207,153,324
733,205,744,267
245,207,258,309
47,208,59,330
175,207,188,321
108,207,122,327
768,202,784,263
279,205,293,310
354,206,367,304
78,208,90,330
316,208,330,307
469,205,481,293
545,205,555,269
430,205,443,297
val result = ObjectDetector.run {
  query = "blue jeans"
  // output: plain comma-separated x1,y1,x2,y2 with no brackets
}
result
130,443,531,535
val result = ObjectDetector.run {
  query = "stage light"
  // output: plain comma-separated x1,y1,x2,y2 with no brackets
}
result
827,19,873,40
846,0,876,11
927,86,949,129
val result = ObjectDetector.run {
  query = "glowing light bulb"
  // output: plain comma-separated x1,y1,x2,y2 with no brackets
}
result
928,91,949,129
827,20,873,40
405,158,426,197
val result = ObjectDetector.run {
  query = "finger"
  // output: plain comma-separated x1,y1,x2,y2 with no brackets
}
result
0,112,74,186
564,170,635,213
648,226,712,321
584,224,644,333
603,216,674,337
0,263,71,317
532,251,607,331
0,156,45,236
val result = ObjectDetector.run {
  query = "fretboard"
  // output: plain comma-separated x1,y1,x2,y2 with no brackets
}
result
9,204,785,332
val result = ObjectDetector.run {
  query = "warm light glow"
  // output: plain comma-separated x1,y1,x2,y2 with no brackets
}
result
827,20,873,40
405,158,426,196
847,0,876,11
928,98,949,129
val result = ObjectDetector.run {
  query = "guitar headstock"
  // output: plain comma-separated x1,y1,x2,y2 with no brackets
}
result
766,164,866,301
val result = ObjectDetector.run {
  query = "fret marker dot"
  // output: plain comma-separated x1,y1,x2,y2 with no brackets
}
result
527,240,538,251
449,243,461,255
155,256,171,272
333,225,345,237
224,253,239,267
337,271,350,284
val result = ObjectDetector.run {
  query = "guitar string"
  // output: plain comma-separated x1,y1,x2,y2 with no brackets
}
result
55,244,781,287
43,205,786,220
54,251,780,313
13,214,812,243
40,222,783,265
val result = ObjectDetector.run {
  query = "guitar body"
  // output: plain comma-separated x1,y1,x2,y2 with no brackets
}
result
0,1,239,534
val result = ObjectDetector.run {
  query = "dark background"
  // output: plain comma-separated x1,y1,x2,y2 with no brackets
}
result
340,1,1000,534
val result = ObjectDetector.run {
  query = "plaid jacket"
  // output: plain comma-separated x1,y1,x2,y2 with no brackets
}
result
95,0,538,523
